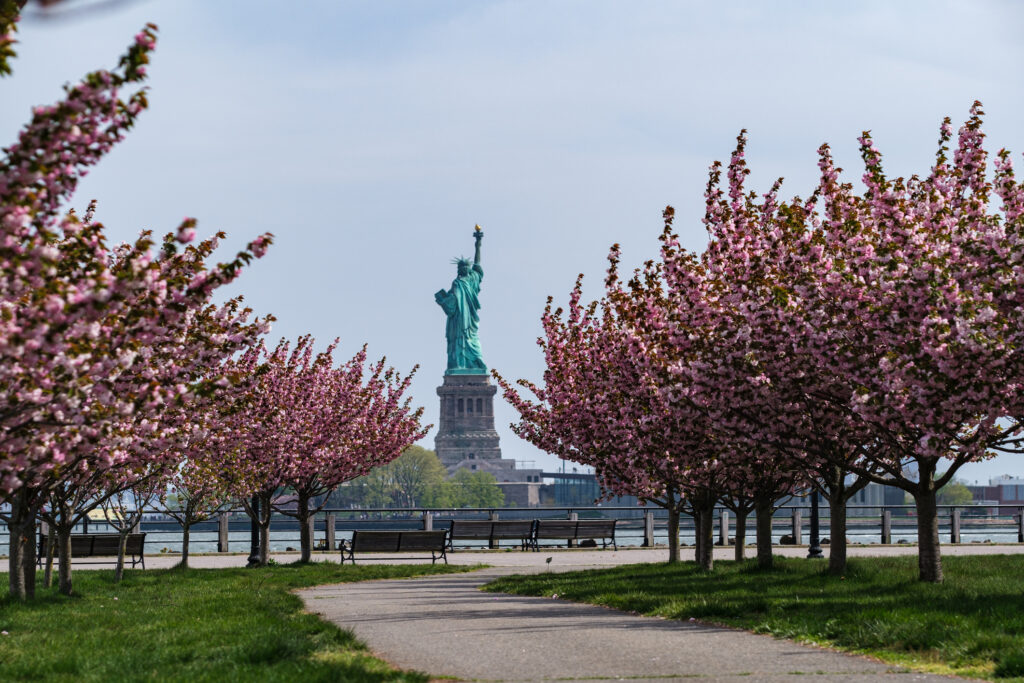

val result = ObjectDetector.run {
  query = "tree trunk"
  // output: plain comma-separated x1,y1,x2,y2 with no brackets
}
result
22,515,36,598
697,502,715,571
734,509,747,561
755,495,774,570
7,527,25,600
828,493,848,575
6,491,34,600
180,522,191,568
44,523,55,588
691,507,702,565
298,493,312,563
914,486,943,582
259,490,273,566
666,506,680,564
244,491,273,567
114,531,128,583
259,523,270,565
57,525,73,596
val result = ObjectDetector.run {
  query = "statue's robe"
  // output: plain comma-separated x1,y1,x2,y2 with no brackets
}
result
435,264,486,371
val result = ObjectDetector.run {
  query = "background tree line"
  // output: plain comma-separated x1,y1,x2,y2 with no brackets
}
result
324,446,506,509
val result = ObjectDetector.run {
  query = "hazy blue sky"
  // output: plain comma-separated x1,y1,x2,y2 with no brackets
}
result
4,0,1024,483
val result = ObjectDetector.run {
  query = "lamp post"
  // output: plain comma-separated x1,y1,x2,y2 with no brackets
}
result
807,488,824,559
246,494,260,567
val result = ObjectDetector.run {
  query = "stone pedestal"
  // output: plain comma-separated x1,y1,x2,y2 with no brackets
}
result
435,373,502,472
435,373,543,492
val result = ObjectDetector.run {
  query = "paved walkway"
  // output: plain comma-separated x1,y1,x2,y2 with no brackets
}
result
299,548,983,682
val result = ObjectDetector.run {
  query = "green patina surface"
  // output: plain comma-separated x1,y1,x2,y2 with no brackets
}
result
435,229,487,374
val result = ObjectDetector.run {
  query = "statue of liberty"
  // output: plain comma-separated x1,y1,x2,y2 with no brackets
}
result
435,227,487,374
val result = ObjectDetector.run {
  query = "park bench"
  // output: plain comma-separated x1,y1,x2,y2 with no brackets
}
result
534,519,617,550
446,519,536,550
37,532,147,568
339,529,449,564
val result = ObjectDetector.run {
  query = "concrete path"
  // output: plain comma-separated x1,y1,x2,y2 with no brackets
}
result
300,557,969,682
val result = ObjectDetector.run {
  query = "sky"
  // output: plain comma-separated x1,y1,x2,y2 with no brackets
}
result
3,0,1024,485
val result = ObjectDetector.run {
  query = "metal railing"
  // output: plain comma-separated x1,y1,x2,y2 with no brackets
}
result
5,503,1023,555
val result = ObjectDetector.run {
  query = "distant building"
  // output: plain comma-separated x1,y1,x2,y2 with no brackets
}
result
534,470,910,514
968,475,1024,506
843,481,906,515
536,470,643,510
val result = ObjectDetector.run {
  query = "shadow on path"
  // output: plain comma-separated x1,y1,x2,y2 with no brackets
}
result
301,567,967,682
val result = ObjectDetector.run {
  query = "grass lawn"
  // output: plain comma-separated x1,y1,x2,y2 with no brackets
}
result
0,562,475,682
484,555,1024,681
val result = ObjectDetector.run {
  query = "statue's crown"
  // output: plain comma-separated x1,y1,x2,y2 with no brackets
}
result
451,256,472,268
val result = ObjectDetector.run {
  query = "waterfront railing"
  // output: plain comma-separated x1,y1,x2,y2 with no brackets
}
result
4,503,1023,556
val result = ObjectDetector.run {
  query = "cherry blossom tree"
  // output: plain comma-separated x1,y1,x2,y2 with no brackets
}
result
275,341,426,563
506,103,1021,583
661,138,874,574
0,28,156,599
688,106,1024,581
98,474,163,582
223,336,426,565
786,105,1024,582
0,20,272,597
161,440,237,569
603,220,816,569
30,253,270,595
497,259,732,568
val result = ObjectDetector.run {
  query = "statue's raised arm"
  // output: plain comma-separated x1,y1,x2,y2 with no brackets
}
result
473,225,483,271
435,227,487,374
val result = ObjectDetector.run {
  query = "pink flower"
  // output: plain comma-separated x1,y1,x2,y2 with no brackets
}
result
250,236,269,259
176,225,196,244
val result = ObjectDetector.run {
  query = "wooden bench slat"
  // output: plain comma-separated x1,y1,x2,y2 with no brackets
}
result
490,520,535,538
352,532,402,552
448,521,494,539
535,521,578,538
125,536,146,554
91,537,122,554
398,531,449,551
575,520,616,537
70,536,95,554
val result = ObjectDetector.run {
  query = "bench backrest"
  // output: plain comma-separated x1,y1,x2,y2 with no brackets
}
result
490,520,535,536
124,533,146,554
575,519,616,537
448,520,494,539
39,533,146,558
70,536,95,555
397,530,448,551
535,519,616,539
350,530,448,553
91,535,122,556
535,520,578,538
350,531,402,552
